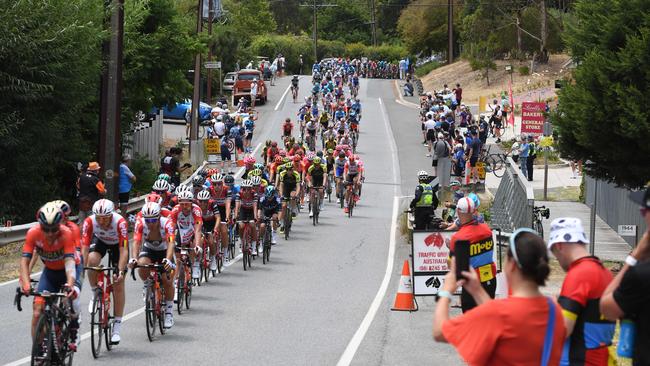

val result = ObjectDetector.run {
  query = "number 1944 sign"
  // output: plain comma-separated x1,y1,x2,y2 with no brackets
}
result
411,231,454,296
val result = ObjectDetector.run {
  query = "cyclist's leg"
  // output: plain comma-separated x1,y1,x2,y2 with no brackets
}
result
109,247,126,319
86,237,105,289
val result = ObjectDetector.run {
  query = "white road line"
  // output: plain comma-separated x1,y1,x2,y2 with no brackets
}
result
3,253,245,366
336,98,401,366
393,80,420,109
0,272,42,288
274,82,293,111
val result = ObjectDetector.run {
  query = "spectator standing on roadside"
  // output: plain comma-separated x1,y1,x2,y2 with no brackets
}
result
548,217,615,366
214,115,226,139
76,161,106,224
519,136,529,179
600,185,650,366
511,140,520,163
434,229,565,365
526,135,536,181
162,147,191,187
453,83,462,105
467,130,481,186
250,78,259,109
433,133,451,187
299,54,304,75
424,115,437,158
118,154,136,216
447,197,497,312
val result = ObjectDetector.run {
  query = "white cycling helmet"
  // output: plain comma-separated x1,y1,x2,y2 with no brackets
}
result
92,199,114,217
141,202,161,218
250,176,262,186
153,179,170,192
175,185,191,195
417,170,429,179
177,190,194,201
197,190,211,201
211,173,224,183
51,200,72,217
37,202,63,227
240,179,253,188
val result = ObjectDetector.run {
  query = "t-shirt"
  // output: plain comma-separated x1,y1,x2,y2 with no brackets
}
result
558,256,615,366
613,261,650,366
442,296,566,366
119,163,134,193
450,221,495,283
470,138,481,158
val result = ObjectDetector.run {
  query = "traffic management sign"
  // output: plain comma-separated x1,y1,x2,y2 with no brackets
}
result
204,61,222,69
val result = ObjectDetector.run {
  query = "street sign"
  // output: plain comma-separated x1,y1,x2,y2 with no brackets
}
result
204,61,221,69
411,231,453,296
618,225,637,237
204,138,221,154
521,101,546,136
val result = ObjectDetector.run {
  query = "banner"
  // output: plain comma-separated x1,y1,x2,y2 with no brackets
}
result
521,101,545,136
411,231,454,296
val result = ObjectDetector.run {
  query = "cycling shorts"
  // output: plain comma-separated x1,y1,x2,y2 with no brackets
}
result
335,166,345,178
202,219,216,233
38,266,82,295
216,205,228,222
262,208,280,218
89,236,120,267
346,173,359,183
311,175,324,187
138,246,167,262
282,184,296,199
238,208,255,222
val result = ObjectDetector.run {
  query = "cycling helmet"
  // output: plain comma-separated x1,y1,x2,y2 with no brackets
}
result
271,141,278,147
197,190,211,201
293,155,301,162
265,139,272,147
313,157,322,164
224,175,235,185
338,151,346,158
175,185,191,195
241,179,253,188
249,168,262,177
211,173,224,183
51,200,72,217
253,162,264,170
327,149,334,154
93,199,114,217
244,156,256,164
141,202,161,218
264,186,275,198
192,175,205,187
279,150,287,157
198,168,209,177
146,193,163,205
177,190,194,201
316,151,323,158
157,173,171,182
417,170,429,181
152,179,170,192
349,156,356,163
274,155,282,163
285,162,294,169
282,157,291,164
38,202,63,228
250,176,262,186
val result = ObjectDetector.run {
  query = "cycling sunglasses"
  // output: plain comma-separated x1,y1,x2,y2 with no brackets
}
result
144,218,159,224
41,225,60,234
508,228,538,268
154,190,167,195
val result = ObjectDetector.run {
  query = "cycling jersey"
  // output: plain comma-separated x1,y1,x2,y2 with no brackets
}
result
280,170,300,186
197,199,217,222
169,204,203,245
259,195,281,215
236,189,257,210
345,161,360,175
306,122,317,135
81,213,129,247
23,225,76,271
334,157,347,177
211,184,231,207
449,220,496,283
308,163,327,186
134,216,175,251
283,122,293,134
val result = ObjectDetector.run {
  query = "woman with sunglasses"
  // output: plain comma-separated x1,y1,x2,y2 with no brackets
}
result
433,229,566,366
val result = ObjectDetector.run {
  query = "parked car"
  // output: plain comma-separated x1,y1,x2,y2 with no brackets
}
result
233,69,267,105
145,99,213,123
223,72,236,92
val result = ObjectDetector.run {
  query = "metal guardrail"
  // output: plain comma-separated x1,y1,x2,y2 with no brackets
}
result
0,161,208,246
490,157,535,234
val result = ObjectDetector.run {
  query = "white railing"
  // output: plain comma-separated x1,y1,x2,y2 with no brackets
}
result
490,157,535,234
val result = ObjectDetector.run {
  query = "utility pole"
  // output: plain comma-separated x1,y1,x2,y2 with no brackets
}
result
447,0,453,64
370,0,377,46
207,0,214,105
190,0,204,166
98,0,125,202
300,2,337,64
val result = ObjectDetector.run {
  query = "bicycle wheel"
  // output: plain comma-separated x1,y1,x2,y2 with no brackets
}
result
488,154,505,178
534,218,544,239
185,270,192,310
145,286,157,342
284,207,290,240
312,194,319,226
31,313,53,365
176,266,184,315
228,228,236,260
263,228,271,264
327,179,332,203
242,226,249,271
157,286,166,335
90,288,103,358
104,291,114,350
202,246,209,284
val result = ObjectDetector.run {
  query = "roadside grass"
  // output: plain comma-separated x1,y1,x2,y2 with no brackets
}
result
0,241,42,283
534,187,580,202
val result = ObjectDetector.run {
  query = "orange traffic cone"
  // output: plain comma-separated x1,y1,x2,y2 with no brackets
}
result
391,260,418,312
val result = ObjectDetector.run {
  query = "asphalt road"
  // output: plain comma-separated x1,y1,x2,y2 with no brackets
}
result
0,76,415,366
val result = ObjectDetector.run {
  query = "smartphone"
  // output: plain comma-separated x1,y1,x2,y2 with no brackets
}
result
455,240,471,280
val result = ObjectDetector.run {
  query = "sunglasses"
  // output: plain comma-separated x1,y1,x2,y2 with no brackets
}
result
154,190,167,195
508,228,538,268
144,218,159,224
42,225,60,234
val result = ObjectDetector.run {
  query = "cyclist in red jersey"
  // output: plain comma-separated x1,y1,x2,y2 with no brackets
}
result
81,199,129,343
20,203,80,341
209,174,232,260
152,179,172,208
235,180,259,255
169,190,203,279
196,190,219,272
136,193,171,218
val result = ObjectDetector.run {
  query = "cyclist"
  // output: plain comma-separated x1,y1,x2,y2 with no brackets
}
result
21,203,81,346
152,179,172,208
81,199,129,344
209,173,232,260
307,157,327,217
196,190,219,272
334,150,348,204
291,75,299,98
279,163,301,232
234,179,259,255
170,190,203,280
305,118,318,151
258,186,281,245
343,155,362,214
338,132,353,147
282,118,293,141
129,202,176,329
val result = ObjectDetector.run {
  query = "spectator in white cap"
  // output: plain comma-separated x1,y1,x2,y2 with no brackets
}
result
548,217,615,366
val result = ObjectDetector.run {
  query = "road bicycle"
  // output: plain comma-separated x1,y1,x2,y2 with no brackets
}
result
282,197,295,240
15,284,75,366
239,220,254,270
175,246,194,314
326,173,334,203
306,132,316,152
227,220,237,261
310,186,322,226
131,264,167,342
291,85,298,103
351,129,359,154
533,206,550,239
85,266,117,358
260,216,273,264
345,181,358,218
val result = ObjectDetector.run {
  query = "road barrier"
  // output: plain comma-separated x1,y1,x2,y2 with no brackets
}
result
490,157,535,234
0,162,208,246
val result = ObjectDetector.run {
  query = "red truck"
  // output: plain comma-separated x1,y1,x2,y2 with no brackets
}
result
232,69,267,105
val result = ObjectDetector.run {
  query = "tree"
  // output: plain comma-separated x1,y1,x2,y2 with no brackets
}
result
466,36,498,86
397,0,453,55
223,0,276,44
269,0,310,35
554,0,650,188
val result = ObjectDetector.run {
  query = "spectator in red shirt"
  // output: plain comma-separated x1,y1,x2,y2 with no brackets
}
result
548,217,615,365
434,229,566,366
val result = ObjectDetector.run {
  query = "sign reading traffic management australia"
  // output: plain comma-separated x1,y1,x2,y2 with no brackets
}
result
411,231,453,296
521,101,546,136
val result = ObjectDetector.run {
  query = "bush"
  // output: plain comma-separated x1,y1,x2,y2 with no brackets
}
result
518,65,530,75
415,61,441,77
128,153,158,196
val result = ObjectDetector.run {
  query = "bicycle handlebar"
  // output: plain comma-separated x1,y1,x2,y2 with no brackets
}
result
14,287,68,312
130,263,167,281
84,266,117,273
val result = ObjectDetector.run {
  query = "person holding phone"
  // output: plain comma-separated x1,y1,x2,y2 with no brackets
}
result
448,197,496,312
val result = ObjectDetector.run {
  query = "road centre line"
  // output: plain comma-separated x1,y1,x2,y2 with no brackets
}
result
393,80,420,109
274,79,294,111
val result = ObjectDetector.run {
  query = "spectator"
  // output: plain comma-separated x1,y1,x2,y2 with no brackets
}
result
478,116,489,146
424,116,437,157
299,54,304,75
490,105,503,143
432,133,451,187
452,144,466,177
453,83,463,105
118,154,136,216
162,147,191,187
511,140,520,163
519,136,529,179
403,80,414,96
220,136,233,174
570,160,583,179
467,130,481,186
250,78,258,109
526,135,536,181
433,229,565,365
600,185,650,365
213,115,226,139
76,161,106,224
548,217,615,365
447,197,496,312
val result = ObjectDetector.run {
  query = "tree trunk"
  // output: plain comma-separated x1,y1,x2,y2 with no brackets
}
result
539,0,548,63
516,10,522,57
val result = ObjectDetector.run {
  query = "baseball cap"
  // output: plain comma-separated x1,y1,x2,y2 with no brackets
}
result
629,185,650,209
456,196,475,214
547,217,589,249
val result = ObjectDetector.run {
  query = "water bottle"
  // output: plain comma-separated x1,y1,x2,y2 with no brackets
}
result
617,319,636,358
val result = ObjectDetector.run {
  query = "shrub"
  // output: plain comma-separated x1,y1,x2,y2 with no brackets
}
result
518,65,530,75
129,153,158,196
415,61,441,77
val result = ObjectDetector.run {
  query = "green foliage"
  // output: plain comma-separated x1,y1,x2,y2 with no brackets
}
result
465,35,498,85
317,0,371,44
397,0,458,56
554,0,650,188
224,0,276,45
518,65,530,75
415,61,441,77
269,0,310,34
129,154,158,195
